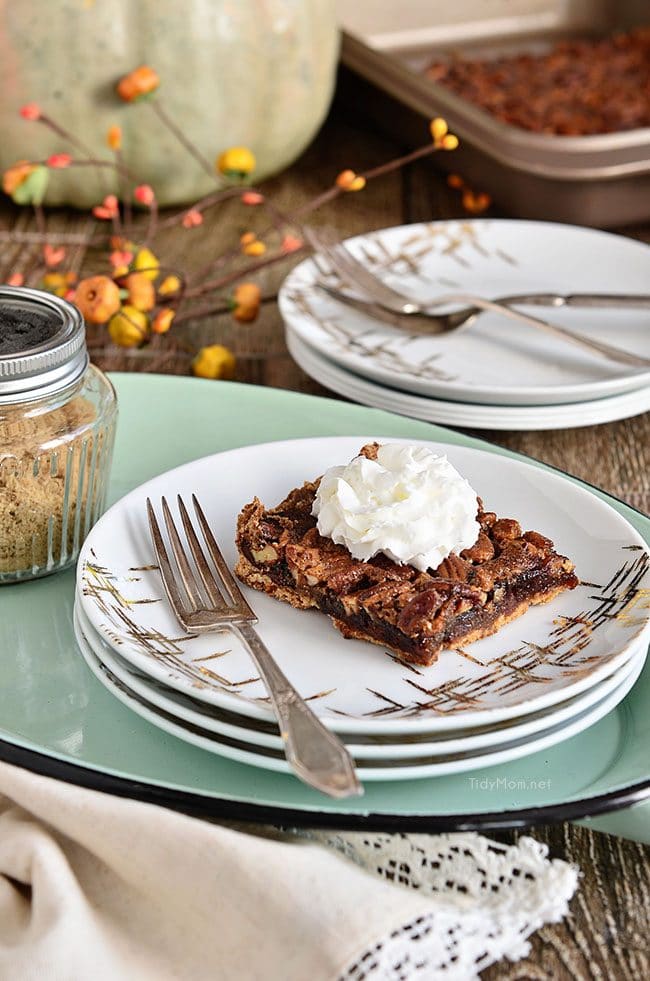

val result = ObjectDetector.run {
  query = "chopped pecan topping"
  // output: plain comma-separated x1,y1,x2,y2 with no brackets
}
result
492,518,522,543
426,28,650,137
359,442,380,461
397,582,484,636
471,540,539,591
436,553,471,581
461,531,494,564
347,579,414,619
523,530,553,551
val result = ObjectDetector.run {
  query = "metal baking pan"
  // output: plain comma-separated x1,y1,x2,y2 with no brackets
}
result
337,0,650,226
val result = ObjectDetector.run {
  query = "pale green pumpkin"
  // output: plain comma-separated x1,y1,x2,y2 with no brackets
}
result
0,0,339,207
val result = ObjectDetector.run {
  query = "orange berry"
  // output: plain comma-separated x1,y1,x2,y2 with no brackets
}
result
233,282,261,306
116,66,160,103
462,189,491,214
125,272,155,312
152,308,175,334
336,169,366,192
232,282,261,323
74,275,121,325
2,161,36,196
107,125,122,151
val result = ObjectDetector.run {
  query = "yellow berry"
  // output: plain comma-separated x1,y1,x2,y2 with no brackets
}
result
242,240,266,257
430,117,448,143
192,344,236,380
133,247,160,281
441,134,459,151
159,274,182,296
217,146,256,178
108,305,149,347
42,272,67,295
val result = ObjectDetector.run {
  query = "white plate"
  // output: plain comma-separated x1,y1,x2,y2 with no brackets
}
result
77,437,650,735
287,329,650,431
278,220,650,407
74,609,646,782
74,600,648,760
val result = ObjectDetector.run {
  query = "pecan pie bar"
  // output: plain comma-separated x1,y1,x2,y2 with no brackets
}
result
235,445,578,666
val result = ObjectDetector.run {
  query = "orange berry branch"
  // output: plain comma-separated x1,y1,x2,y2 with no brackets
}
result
2,70,491,378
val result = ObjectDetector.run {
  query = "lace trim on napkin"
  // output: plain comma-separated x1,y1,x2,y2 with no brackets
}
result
299,831,579,981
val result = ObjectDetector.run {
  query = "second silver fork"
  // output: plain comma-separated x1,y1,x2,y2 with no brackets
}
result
306,228,650,369
147,494,362,799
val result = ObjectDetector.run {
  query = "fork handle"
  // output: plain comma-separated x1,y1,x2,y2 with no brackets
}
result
499,293,650,310
485,302,650,368
430,294,650,369
234,622,362,798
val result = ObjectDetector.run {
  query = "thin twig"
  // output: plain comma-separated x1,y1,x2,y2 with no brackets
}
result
149,100,216,179
0,230,104,244
143,200,158,245
181,245,306,299
38,114,98,161
156,185,251,230
68,217,97,277
32,203,47,235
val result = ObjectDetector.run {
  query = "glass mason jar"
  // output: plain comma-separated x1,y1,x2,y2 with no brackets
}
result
0,286,117,583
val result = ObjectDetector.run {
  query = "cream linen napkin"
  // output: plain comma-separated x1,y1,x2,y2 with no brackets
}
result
0,761,578,980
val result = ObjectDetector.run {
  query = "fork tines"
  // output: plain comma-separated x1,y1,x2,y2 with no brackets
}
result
147,495,254,627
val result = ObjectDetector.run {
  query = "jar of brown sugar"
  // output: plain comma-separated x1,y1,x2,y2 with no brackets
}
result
0,286,117,583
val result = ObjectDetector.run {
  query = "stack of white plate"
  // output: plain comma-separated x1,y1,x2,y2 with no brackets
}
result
279,221,650,431
73,437,650,783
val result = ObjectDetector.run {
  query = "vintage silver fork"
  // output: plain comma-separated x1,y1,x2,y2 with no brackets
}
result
306,228,650,369
146,494,362,799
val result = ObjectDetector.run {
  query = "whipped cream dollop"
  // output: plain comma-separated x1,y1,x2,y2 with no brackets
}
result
312,444,480,572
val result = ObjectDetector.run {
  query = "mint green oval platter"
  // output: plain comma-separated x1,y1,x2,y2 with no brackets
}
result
1,373,649,838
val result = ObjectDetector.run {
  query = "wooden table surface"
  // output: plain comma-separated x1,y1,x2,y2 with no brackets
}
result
2,89,649,979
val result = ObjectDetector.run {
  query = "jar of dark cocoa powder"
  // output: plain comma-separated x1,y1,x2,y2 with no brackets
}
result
0,286,117,582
